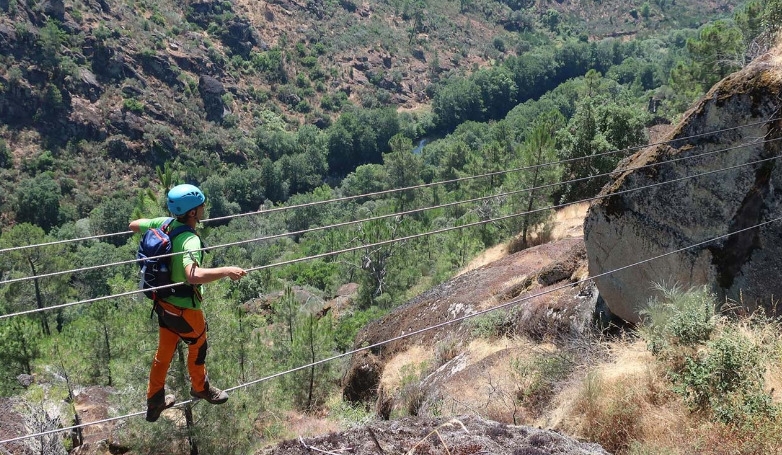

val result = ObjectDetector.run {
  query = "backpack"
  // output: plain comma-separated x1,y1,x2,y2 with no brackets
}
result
137,218,197,302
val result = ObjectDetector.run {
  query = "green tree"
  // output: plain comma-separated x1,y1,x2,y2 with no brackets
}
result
71,242,128,300
556,98,609,203
278,151,326,195
556,89,647,203
251,48,287,83
432,77,482,131
434,140,470,191
89,196,135,246
350,216,415,308
384,134,423,211
672,20,744,95
0,223,74,335
339,164,389,198
474,67,519,120
327,108,399,176
405,0,428,44
37,19,65,72
283,185,335,238
56,307,115,386
14,172,61,232
272,286,336,411
505,49,558,103
641,2,651,19
201,175,241,220
510,114,563,249
0,317,40,395
0,138,11,169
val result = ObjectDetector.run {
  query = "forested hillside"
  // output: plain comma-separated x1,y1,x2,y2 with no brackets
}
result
2,0,782,453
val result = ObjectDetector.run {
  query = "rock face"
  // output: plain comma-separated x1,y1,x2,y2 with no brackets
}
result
260,415,610,455
342,238,596,410
584,48,782,323
198,74,227,122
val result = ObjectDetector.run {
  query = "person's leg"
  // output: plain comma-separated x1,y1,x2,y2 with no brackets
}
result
146,326,179,422
153,301,228,404
181,310,208,393
180,309,229,404
147,327,179,399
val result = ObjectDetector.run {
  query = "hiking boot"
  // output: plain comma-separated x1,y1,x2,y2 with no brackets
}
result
190,382,228,404
146,390,176,423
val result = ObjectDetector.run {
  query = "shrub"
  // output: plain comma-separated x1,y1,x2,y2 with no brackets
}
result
313,42,327,55
334,306,387,351
295,100,311,113
122,98,144,113
467,306,521,339
397,363,430,416
639,284,717,356
670,326,778,424
301,55,319,69
640,285,780,425
512,351,574,416
433,335,461,367
0,139,10,168
14,172,61,231
295,72,309,88
150,11,165,26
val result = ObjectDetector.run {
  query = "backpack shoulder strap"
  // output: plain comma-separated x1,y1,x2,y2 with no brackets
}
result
160,217,175,233
167,224,196,241
166,224,200,307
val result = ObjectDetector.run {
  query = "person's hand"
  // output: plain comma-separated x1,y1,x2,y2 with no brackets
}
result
225,267,247,281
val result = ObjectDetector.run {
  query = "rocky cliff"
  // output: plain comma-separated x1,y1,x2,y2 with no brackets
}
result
585,45,782,323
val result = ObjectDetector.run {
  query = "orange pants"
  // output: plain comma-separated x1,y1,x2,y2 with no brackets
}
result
147,300,209,399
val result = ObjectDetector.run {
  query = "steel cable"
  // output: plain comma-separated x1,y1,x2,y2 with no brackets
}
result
0,118,774,255
1,150,779,320
1,134,778,287
2,215,778,445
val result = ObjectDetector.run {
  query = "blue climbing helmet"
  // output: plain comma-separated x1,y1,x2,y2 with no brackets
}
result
167,184,206,216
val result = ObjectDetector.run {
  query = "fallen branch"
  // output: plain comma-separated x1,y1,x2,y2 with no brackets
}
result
367,427,385,453
298,436,353,454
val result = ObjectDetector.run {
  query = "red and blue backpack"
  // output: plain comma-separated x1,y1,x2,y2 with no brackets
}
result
136,218,197,302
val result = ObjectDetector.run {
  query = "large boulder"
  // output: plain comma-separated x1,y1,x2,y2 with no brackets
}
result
342,238,596,406
584,48,782,323
198,74,226,122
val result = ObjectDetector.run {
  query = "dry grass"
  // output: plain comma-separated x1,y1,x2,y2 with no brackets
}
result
370,303,782,453
547,311,782,455
281,410,342,439
379,345,433,393
456,202,590,277
557,359,684,454
455,242,508,277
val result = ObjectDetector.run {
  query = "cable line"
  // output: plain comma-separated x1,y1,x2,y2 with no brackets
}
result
3,214,778,446
1,150,778,320
243,150,781,274
0,118,774,255
1,134,777,287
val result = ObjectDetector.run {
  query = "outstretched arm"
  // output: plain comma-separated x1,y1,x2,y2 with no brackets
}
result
185,263,247,285
128,219,150,233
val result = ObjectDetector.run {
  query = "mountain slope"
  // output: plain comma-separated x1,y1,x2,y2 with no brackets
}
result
0,0,743,228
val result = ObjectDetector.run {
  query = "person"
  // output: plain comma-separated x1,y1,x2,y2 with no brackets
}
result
129,183,247,423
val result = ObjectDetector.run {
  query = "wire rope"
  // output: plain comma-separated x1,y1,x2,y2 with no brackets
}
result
1,134,777,287
2,214,778,446
1,150,779,320
0,118,774,255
